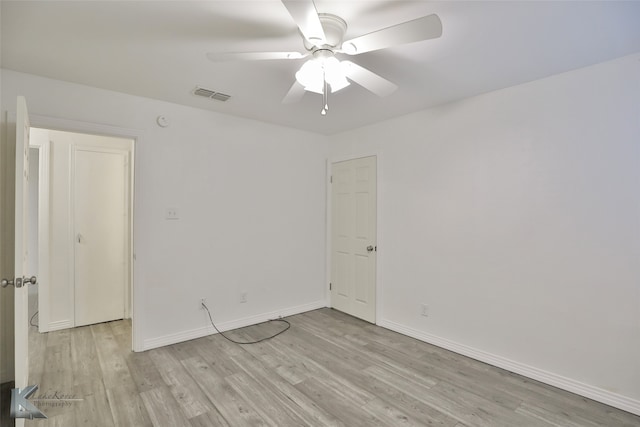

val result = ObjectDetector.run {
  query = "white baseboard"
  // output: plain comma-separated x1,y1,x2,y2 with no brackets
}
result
142,300,326,351
377,319,640,417
48,319,73,332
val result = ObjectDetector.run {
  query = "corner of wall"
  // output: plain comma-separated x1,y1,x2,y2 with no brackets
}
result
142,300,326,351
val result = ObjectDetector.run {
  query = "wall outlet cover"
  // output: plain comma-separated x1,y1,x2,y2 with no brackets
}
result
165,208,180,220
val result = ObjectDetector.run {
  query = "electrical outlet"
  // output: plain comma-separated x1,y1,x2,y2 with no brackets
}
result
200,298,207,309
165,208,180,220
240,291,248,303
421,304,429,317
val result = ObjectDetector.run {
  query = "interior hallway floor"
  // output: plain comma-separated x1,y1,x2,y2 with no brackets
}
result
25,308,640,426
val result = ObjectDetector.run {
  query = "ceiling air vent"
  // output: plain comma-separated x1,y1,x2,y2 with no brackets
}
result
193,86,231,102
211,92,231,102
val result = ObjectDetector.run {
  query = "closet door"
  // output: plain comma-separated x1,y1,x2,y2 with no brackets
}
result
331,156,377,323
73,147,127,327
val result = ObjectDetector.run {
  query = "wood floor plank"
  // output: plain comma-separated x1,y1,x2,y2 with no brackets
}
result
147,346,215,418
295,377,388,426
112,326,133,354
73,380,116,427
124,350,165,393
228,347,343,427
46,327,71,348
365,338,525,412
364,364,436,400
106,383,153,427
515,401,602,427
148,346,183,375
425,380,551,427
37,342,75,419
109,319,130,337
26,309,640,427
240,325,366,394
91,323,135,390
140,386,193,427
498,373,639,427
225,371,308,426
181,356,269,427
161,360,214,419
26,413,76,427
362,397,456,427
192,336,244,378
350,361,461,425
234,332,309,385
189,409,231,427
27,326,47,387
70,326,102,388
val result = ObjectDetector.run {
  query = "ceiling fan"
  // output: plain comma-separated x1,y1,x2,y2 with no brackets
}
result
207,0,442,115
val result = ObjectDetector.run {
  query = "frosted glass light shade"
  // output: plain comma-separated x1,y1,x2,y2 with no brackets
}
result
295,56,350,94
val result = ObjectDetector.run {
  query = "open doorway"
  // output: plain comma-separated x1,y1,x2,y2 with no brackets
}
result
28,128,134,339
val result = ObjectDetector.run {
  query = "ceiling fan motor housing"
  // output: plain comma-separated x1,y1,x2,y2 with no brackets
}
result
303,13,348,51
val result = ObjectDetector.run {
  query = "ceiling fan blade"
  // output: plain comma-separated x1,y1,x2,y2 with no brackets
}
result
341,61,397,97
281,0,326,46
207,51,307,61
282,81,306,104
341,14,442,55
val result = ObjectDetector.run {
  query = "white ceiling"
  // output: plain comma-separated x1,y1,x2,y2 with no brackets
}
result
2,1,640,135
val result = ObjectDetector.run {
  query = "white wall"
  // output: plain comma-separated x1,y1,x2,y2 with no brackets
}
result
329,53,640,413
1,70,328,352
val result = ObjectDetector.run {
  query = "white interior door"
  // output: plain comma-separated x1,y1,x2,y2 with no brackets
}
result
331,156,377,323
73,147,127,327
14,96,32,426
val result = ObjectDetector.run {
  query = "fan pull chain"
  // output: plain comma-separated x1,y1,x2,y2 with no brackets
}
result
321,71,328,116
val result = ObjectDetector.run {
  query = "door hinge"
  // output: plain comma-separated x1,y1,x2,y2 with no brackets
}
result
330,175,333,183
329,282,332,290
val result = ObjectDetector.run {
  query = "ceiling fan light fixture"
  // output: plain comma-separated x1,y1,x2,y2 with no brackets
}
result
207,2,443,114
329,76,350,92
295,56,350,94
323,56,349,91
295,60,323,93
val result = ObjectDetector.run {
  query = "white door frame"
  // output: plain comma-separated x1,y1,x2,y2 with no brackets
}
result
28,137,51,333
325,152,383,324
26,113,142,351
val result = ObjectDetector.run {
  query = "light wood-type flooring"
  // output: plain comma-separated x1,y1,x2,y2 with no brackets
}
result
25,308,640,426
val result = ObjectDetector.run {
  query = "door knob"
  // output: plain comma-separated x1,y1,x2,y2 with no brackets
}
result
1,276,36,288
366,245,374,252
23,276,37,286
2,277,21,288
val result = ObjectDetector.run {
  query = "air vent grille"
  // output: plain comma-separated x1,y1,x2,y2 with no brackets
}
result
193,86,231,102
211,92,231,102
